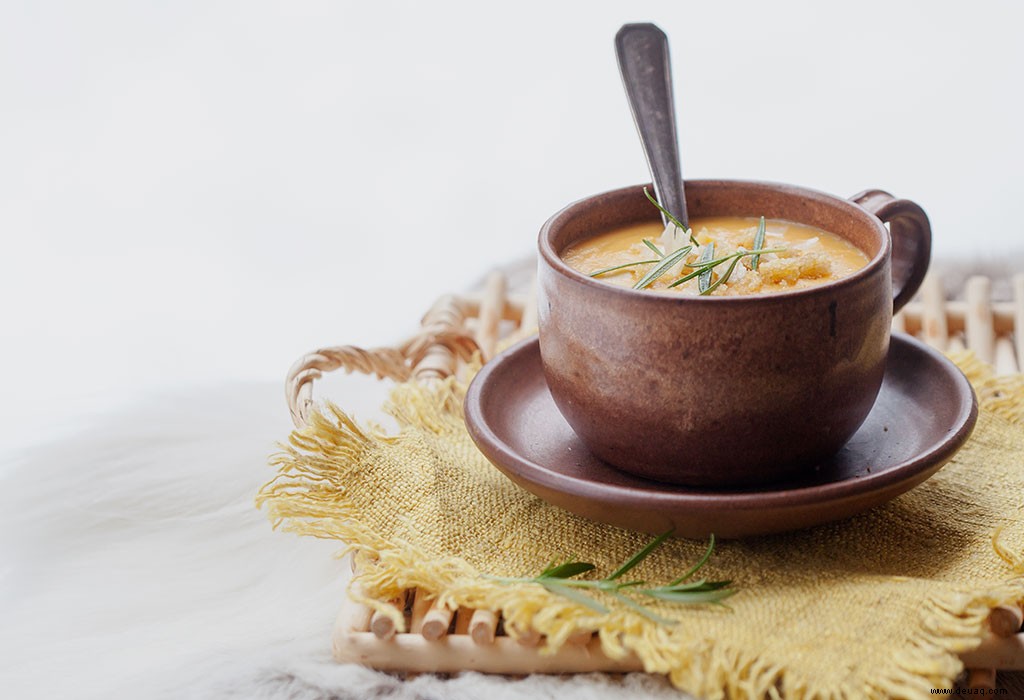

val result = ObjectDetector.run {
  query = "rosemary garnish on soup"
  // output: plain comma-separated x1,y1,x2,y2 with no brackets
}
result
566,190,870,295
588,188,785,295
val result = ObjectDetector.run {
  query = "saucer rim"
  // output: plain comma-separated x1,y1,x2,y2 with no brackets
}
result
464,333,978,514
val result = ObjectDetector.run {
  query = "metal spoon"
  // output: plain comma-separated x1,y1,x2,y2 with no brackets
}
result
614,23,689,233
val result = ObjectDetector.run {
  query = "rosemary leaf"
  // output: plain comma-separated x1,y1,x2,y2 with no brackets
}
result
700,254,742,295
685,247,786,269
669,251,740,289
684,251,749,268
666,264,708,289
642,238,665,258
643,187,699,246
665,580,734,592
658,579,710,592
683,247,783,269
541,581,609,613
751,216,766,270
540,561,596,579
608,530,674,580
641,588,738,604
632,245,693,290
589,259,660,277
670,533,717,585
610,591,678,626
697,242,715,293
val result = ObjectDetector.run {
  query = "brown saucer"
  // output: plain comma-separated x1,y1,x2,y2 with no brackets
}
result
464,334,977,538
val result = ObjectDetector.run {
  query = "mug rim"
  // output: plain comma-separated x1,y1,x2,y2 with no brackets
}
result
538,179,892,304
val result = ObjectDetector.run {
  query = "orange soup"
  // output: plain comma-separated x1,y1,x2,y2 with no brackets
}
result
563,217,869,296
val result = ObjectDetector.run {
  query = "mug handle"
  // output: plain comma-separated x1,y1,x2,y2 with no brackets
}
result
849,189,931,313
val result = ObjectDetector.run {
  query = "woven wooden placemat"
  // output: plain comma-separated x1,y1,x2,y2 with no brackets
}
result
285,269,1024,694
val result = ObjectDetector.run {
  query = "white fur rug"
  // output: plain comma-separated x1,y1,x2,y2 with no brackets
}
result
0,381,687,699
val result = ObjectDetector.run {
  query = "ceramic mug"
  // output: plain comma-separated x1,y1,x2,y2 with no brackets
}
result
537,180,931,487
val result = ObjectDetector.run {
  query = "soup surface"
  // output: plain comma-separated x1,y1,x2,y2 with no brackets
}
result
563,217,870,296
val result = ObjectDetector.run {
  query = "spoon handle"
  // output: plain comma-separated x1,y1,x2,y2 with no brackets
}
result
615,23,688,228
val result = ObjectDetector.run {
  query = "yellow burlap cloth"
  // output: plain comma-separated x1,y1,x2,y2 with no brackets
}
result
258,352,1024,699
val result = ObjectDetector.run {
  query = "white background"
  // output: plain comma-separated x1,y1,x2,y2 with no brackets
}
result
2,0,1022,453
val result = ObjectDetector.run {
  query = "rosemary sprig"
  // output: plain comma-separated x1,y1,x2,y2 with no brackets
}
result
697,242,715,293
588,240,665,278
751,216,766,271
666,262,713,288
487,532,735,624
666,246,786,292
586,192,784,295
642,238,665,258
588,259,660,277
701,253,743,296
643,187,700,246
632,245,693,290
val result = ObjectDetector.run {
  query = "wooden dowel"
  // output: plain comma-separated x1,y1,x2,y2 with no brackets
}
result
469,609,499,645
965,276,995,362
995,338,1019,376
522,276,538,326
421,601,455,641
966,667,997,690
514,276,539,341
369,610,397,640
461,292,527,324
475,272,507,361
959,632,1024,670
567,629,593,646
898,312,921,336
988,604,1024,637
512,625,542,647
919,273,948,351
369,591,408,640
409,589,432,635
890,311,906,335
1014,274,1024,371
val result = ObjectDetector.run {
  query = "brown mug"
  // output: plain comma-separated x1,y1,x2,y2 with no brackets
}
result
537,180,931,487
